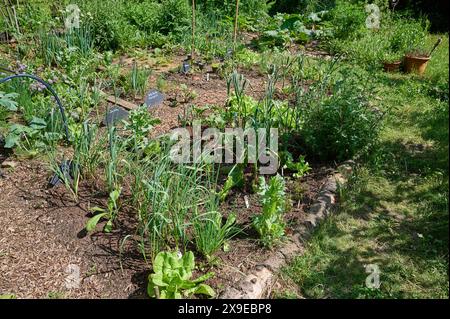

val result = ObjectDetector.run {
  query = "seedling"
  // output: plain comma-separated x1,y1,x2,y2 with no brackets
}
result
86,187,121,233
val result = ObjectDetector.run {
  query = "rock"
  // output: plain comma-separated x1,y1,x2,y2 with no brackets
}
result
1,160,17,169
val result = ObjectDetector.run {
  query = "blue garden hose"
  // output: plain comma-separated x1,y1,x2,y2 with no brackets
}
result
0,71,70,143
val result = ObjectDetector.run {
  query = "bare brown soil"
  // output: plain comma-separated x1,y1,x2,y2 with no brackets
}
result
0,52,334,299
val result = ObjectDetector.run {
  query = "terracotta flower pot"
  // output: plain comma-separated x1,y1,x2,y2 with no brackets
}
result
404,54,430,75
383,60,402,72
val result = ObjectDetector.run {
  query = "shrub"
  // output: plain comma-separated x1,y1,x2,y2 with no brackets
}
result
156,0,191,35
300,68,383,162
328,0,366,41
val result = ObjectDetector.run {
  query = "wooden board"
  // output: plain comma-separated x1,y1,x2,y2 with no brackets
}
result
105,95,138,111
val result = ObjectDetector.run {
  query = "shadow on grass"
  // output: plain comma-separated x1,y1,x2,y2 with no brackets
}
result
285,107,449,298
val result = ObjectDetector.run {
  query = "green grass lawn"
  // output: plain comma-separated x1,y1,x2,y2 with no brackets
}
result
280,34,449,299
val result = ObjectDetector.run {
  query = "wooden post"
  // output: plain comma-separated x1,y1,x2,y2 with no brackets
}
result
191,0,196,61
233,0,240,52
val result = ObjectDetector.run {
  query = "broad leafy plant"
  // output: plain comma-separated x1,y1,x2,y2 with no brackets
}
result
0,91,18,112
86,187,121,233
147,251,215,299
252,174,287,247
281,151,312,179
123,105,161,155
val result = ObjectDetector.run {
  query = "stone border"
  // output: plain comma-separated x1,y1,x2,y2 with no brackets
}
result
219,162,354,299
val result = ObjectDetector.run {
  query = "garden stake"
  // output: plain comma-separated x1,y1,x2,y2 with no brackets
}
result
233,0,240,53
191,0,196,61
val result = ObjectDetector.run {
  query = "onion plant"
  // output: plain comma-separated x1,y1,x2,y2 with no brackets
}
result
128,62,152,98
135,145,219,262
192,192,239,260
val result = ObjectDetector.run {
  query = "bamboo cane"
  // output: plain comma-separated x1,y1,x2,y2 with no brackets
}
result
233,0,240,52
191,0,195,61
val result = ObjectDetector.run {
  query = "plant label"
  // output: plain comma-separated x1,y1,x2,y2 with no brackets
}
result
103,106,129,126
244,195,250,208
181,61,190,74
145,89,165,108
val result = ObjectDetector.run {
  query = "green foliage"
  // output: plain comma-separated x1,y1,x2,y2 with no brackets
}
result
106,125,124,192
136,148,218,260
193,193,239,259
281,152,312,179
127,62,152,98
123,105,161,154
157,0,191,36
300,68,383,161
252,174,287,247
197,0,272,19
327,1,429,66
256,11,331,49
0,92,18,112
219,164,244,201
86,187,121,233
65,24,95,59
147,251,215,299
328,0,366,41
71,121,106,180
4,116,60,154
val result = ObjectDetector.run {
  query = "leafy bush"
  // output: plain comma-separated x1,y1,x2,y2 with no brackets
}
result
156,0,191,36
78,1,139,50
256,11,332,49
327,1,429,66
147,251,215,299
197,0,272,19
387,16,428,53
328,0,366,41
300,68,383,161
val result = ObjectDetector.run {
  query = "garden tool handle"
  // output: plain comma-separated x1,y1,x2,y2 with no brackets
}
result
429,38,442,57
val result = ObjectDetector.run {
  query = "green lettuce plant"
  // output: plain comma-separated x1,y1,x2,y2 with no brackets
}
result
147,251,215,299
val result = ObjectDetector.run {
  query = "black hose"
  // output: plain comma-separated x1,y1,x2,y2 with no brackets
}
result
0,73,71,143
